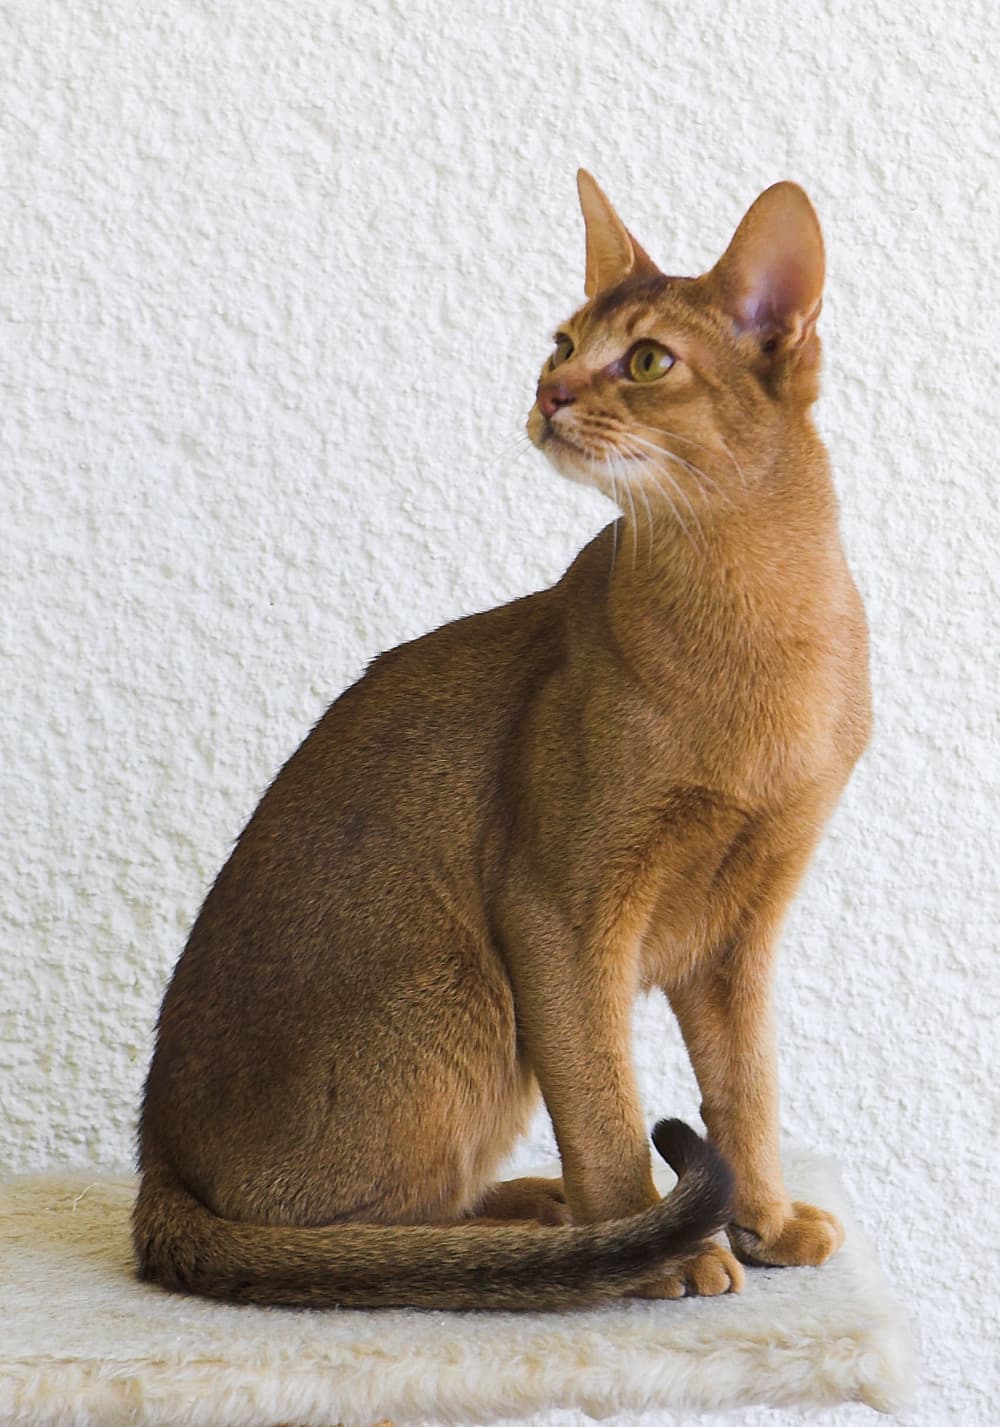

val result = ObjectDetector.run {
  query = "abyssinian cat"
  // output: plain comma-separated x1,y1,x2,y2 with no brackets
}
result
133,171,871,1309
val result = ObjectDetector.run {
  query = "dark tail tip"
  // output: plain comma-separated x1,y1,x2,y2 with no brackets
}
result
651,1117,736,1220
651,1117,705,1174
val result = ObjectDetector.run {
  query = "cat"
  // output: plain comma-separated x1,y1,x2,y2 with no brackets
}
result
132,170,871,1309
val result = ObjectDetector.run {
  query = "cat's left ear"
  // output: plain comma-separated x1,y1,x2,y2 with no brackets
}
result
577,169,660,299
709,182,825,355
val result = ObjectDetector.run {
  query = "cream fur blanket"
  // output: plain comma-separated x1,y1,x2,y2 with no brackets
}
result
0,1154,910,1426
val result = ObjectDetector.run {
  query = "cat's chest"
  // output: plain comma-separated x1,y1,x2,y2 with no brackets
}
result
634,790,826,989
624,658,854,983
606,558,864,807
638,642,846,811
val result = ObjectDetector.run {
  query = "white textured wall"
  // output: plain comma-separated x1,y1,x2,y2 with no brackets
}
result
2,3,996,1424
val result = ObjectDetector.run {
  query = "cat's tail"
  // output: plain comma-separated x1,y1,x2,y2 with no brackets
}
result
132,1118,733,1310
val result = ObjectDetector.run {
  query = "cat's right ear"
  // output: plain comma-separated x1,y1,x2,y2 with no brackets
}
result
708,182,825,357
577,169,660,299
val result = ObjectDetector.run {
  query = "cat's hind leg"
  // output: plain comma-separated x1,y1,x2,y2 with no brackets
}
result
470,1176,572,1226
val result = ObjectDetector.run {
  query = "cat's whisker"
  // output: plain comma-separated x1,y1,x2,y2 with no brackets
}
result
633,420,747,492
629,419,718,457
665,450,729,504
617,439,705,555
604,448,632,577
717,435,748,491
592,424,695,477
478,431,536,481
636,476,655,573
622,452,646,574
611,445,656,571
605,447,632,572
606,462,621,575
490,430,535,461
613,441,687,551
616,452,640,577
646,464,705,555
623,431,730,507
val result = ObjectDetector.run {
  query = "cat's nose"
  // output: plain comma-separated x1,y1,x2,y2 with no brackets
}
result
536,381,577,419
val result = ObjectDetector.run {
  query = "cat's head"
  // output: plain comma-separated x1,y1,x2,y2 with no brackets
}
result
527,171,826,515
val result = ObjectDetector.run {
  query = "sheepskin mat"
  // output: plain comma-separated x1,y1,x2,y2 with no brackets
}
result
0,1153,911,1427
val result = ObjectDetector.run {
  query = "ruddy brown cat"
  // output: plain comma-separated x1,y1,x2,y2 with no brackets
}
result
133,171,871,1308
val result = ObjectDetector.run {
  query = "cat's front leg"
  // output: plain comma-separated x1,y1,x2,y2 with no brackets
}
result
497,894,661,1227
496,883,738,1296
667,931,844,1269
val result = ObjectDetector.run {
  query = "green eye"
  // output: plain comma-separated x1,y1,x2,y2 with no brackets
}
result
627,341,675,382
549,335,574,370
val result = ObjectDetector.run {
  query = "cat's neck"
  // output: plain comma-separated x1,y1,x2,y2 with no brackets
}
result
571,436,847,685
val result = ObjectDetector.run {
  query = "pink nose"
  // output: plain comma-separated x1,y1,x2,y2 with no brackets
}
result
536,381,577,419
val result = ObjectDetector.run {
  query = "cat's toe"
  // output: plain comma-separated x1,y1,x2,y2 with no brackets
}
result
729,1201,844,1267
636,1240,744,1299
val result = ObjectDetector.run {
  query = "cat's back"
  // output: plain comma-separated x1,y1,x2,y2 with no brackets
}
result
276,581,565,841
161,581,567,995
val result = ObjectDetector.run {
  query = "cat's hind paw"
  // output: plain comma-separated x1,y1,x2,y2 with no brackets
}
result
472,1176,573,1227
635,1239,745,1299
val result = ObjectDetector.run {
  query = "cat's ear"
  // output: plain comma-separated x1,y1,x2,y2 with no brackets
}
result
709,182,825,354
577,169,660,299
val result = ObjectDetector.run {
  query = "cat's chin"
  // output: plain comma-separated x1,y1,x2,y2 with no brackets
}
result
539,436,601,491
528,415,606,493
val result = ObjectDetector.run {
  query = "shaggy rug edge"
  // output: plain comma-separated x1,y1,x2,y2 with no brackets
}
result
0,1155,913,1427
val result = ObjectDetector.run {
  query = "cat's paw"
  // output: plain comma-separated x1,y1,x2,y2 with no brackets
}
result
728,1200,844,1267
520,1182,573,1227
635,1240,745,1299
474,1176,573,1227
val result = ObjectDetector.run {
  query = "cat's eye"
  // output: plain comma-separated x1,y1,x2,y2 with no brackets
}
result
626,341,676,383
549,335,575,370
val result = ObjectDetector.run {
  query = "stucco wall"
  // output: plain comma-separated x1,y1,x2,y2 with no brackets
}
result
2,3,996,1424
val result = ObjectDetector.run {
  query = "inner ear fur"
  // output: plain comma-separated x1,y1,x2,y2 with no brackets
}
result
708,182,825,355
577,168,661,299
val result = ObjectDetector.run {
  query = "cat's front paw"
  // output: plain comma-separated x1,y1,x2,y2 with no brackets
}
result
635,1240,745,1299
728,1201,844,1267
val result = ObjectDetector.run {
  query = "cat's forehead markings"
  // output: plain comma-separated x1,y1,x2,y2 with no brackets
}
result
588,273,670,322
623,305,659,336
584,278,697,340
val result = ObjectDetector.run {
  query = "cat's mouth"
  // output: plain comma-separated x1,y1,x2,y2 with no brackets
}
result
533,422,623,495
541,423,586,456
529,407,590,459
535,417,626,471
529,406,634,493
